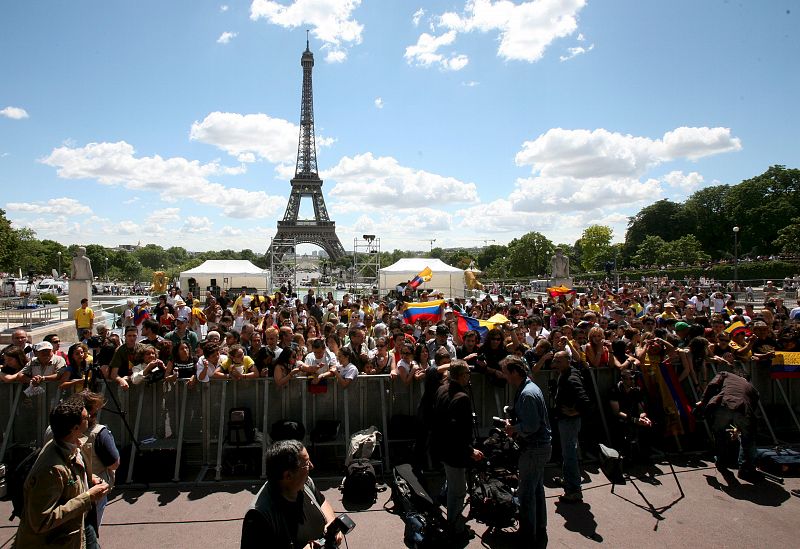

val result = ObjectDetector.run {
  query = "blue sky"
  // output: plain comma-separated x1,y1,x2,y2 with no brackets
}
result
1,1,797,254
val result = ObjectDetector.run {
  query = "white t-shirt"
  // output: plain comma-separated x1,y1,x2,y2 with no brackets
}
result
195,355,224,382
396,358,414,374
338,363,359,381
304,349,338,374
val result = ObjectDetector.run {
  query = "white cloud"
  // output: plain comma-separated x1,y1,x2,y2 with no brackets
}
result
250,0,363,61
662,170,704,193
220,225,243,237
509,175,662,213
220,4,229,12
217,31,238,44
462,80,480,87
5,197,92,216
404,31,469,71
182,216,213,234
12,216,82,237
324,152,480,210
40,141,286,218
412,0,587,64
190,111,334,165
147,207,181,224
122,196,140,205
412,8,425,27
374,97,383,109
559,43,593,62
0,106,29,120
515,126,742,179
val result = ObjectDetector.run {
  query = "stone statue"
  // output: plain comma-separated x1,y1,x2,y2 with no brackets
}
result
551,248,570,279
71,247,94,281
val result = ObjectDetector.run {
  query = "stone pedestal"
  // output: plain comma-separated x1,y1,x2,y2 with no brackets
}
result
551,277,573,289
68,280,93,320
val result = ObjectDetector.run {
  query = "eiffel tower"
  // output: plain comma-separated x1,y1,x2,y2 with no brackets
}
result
269,38,346,265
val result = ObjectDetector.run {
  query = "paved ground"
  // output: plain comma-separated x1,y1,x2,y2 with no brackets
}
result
2,456,799,549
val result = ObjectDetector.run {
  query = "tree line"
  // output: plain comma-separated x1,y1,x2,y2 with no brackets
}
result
1,166,797,282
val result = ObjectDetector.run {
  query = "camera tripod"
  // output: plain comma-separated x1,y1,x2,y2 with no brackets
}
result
86,350,140,454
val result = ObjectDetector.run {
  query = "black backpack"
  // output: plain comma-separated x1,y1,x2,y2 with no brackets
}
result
342,458,377,504
227,407,255,445
468,476,517,528
8,446,40,521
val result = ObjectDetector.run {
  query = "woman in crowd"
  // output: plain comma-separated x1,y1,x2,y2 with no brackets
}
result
59,343,93,391
477,327,508,386
273,348,302,388
395,342,418,385
365,336,394,375
170,341,195,381
584,326,612,368
0,346,28,381
319,347,359,389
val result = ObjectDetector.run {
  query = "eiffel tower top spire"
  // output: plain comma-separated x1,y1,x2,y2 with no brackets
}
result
295,32,318,179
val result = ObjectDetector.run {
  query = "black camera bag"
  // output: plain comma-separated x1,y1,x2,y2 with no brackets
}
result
342,458,377,504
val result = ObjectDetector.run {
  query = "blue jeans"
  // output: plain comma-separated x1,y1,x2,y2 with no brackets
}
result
518,445,551,535
559,416,582,494
443,463,467,533
711,407,756,468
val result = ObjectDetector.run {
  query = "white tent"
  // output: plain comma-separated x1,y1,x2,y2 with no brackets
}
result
379,258,465,298
179,260,269,296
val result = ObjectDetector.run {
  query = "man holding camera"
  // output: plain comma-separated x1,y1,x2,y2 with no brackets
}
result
502,356,552,546
241,440,342,548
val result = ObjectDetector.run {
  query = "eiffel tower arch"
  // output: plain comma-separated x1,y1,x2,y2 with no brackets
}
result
268,38,346,270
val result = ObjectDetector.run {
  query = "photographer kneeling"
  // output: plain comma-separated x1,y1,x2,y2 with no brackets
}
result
242,440,342,548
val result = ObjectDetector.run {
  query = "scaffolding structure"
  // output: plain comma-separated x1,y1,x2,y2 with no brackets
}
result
351,235,381,294
269,237,297,293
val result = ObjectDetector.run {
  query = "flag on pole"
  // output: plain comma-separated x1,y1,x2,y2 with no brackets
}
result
407,267,433,290
547,285,577,298
453,310,502,341
402,299,445,324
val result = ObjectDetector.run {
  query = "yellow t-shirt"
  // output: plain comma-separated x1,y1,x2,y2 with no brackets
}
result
74,307,94,328
219,355,255,374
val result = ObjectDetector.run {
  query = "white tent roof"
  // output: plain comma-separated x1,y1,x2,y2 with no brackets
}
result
180,260,267,276
379,258,463,274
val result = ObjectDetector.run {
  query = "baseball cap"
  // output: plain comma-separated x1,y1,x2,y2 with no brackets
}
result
34,341,53,352
674,321,690,331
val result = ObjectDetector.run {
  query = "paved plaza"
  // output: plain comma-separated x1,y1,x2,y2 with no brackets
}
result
2,457,798,549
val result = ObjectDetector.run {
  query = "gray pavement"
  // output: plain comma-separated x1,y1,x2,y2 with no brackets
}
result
2,459,799,548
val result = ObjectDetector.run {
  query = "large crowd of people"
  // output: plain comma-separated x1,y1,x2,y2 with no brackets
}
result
2,278,799,548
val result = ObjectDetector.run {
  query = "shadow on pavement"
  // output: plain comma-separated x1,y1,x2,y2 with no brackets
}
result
554,500,603,543
705,472,791,506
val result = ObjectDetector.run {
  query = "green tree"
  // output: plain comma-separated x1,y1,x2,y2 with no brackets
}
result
507,232,554,277
477,244,508,271
631,235,667,267
134,244,169,270
773,217,800,254
577,225,613,272
683,184,732,258
724,165,800,256
0,208,21,271
624,200,689,259
659,235,710,265
485,256,510,278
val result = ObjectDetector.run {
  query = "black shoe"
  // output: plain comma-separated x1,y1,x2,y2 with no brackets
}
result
558,492,583,504
551,476,565,487
737,468,765,483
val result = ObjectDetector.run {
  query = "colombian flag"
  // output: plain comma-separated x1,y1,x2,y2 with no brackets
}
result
453,310,501,342
408,267,433,290
725,321,751,338
402,299,444,324
770,352,800,379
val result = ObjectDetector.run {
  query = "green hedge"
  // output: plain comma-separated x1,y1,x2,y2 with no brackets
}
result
39,292,59,304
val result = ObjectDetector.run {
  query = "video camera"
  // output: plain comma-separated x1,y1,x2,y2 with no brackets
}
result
314,514,355,548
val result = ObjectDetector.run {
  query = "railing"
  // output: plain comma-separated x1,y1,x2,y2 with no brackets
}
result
1,364,797,483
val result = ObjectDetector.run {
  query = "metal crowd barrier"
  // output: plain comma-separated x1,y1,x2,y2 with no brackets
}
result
1,364,798,482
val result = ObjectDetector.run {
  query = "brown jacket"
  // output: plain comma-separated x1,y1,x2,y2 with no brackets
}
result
14,439,92,548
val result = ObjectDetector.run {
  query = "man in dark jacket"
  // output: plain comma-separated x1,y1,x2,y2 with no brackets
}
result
553,351,591,503
241,440,340,548
431,360,483,538
696,371,761,481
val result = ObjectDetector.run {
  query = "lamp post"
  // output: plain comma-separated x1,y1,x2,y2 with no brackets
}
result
732,226,740,288
105,257,109,282
57,251,62,277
